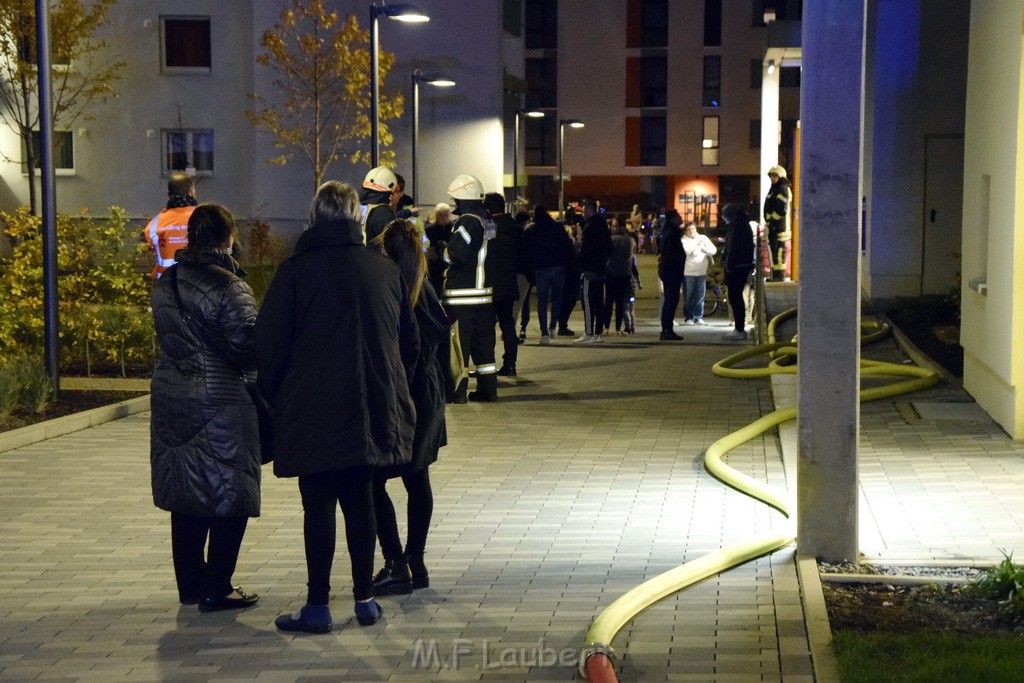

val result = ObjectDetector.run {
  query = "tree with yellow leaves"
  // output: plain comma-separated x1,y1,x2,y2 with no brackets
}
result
247,0,404,190
0,0,124,214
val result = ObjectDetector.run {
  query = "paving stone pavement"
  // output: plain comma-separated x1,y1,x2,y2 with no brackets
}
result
3,255,1021,682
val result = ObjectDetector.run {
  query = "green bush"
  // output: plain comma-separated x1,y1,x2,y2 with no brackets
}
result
0,354,50,422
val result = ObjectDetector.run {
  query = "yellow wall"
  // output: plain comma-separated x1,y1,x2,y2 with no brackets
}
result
962,1,1024,437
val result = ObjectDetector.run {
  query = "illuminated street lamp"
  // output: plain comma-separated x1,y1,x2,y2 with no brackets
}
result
558,118,585,220
513,108,544,209
411,70,455,201
370,1,429,167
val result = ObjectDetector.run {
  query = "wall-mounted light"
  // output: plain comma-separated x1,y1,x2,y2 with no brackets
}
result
767,60,776,75
702,139,713,149
763,9,777,24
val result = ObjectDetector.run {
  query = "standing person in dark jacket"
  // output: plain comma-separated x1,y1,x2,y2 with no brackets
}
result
763,165,793,281
369,219,448,595
360,166,399,244
150,203,261,612
523,204,573,345
721,204,756,340
443,174,498,402
575,199,613,344
658,209,686,340
483,192,521,376
256,181,419,634
604,214,636,334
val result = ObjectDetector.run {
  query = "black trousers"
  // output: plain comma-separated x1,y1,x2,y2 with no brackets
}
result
603,275,629,331
298,466,376,603
559,268,579,330
170,512,248,602
725,267,753,332
450,304,497,398
373,467,434,560
494,298,518,367
660,274,683,332
580,275,606,335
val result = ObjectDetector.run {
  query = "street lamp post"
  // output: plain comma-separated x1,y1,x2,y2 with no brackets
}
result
513,108,544,210
557,118,584,220
411,70,455,201
369,2,429,168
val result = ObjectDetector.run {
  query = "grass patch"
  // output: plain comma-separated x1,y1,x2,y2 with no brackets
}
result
833,631,1024,683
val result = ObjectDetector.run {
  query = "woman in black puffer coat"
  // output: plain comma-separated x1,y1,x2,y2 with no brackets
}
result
150,204,261,612
368,219,449,596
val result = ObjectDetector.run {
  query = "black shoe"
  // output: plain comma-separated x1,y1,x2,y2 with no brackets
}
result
448,379,468,404
468,390,498,403
517,331,526,343
496,364,517,377
406,554,429,589
660,331,683,341
198,587,259,612
557,327,575,337
372,558,413,596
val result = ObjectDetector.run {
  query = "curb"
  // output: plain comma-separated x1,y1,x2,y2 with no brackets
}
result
0,395,150,455
797,555,841,683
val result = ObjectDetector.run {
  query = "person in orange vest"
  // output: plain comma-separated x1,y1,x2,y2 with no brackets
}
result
145,172,198,279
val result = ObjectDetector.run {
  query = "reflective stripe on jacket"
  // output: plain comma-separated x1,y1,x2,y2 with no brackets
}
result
443,214,492,306
145,206,195,279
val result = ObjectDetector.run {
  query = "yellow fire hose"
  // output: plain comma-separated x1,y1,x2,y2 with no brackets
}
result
580,311,939,681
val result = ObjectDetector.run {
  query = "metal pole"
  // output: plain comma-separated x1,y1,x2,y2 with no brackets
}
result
411,71,419,200
35,0,59,396
370,5,380,167
513,111,520,208
557,121,564,220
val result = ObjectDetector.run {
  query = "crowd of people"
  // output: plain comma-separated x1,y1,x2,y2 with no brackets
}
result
144,166,763,635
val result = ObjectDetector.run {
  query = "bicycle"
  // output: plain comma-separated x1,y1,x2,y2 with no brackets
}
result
704,263,727,317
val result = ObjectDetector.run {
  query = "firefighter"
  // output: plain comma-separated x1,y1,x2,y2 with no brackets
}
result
144,172,197,279
443,174,498,403
763,165,793,281
360,166,399,245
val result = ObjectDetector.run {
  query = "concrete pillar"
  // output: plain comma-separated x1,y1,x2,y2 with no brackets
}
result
796,1,865,562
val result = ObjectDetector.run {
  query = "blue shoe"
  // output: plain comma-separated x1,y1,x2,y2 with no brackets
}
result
275,604,332,634
355,599,383,626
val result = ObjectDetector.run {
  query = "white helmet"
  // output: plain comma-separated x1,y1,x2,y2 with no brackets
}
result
767,165,787,179
447,174,485,201
363,166,398,193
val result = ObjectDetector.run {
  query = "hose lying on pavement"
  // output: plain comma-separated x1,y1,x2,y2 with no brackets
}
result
580,312,939,682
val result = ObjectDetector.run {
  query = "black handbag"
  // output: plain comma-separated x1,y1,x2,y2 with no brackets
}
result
169,266,273,464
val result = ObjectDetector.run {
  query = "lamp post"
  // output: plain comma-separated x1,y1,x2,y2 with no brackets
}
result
370,1,429,167
513,108,544,210
411,70,455,201
557,118,584,220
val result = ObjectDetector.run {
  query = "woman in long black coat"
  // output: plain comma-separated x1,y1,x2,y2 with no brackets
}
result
150,204,261,612
369,218,449,595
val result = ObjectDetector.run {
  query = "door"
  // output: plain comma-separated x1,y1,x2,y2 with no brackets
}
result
921,135,965,296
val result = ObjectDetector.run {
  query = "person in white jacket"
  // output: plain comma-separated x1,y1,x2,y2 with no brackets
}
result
681,221,718,325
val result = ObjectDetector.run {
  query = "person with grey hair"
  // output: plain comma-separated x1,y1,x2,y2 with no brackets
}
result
255,180,419,634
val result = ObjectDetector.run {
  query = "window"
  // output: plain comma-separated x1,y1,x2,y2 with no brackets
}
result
524,116,556,166
702,116,719,166
703,56,721,107
525,56,557,108
780,65,801,88
704,0,722,46
18,36,70,67
161,16,211,72
24,130,74,175
641,0,668,48
525,0,557,49
751,59,763,88
503,0,523,36
641,55,667,107
163,129,214,176
750,119,761,149
640,115,666,166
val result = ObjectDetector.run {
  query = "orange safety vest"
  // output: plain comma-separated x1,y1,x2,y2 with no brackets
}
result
145,206,194,279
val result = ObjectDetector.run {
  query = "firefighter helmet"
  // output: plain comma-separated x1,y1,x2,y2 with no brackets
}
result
767,165,787,179
447,174,485,201
363,166,398,193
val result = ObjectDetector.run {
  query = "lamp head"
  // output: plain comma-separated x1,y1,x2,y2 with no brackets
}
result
561,119,584,129
376,2,430,22
767,60,776,75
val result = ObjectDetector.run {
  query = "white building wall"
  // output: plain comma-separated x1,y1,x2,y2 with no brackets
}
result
0,1,257,219
961,0,1024,438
